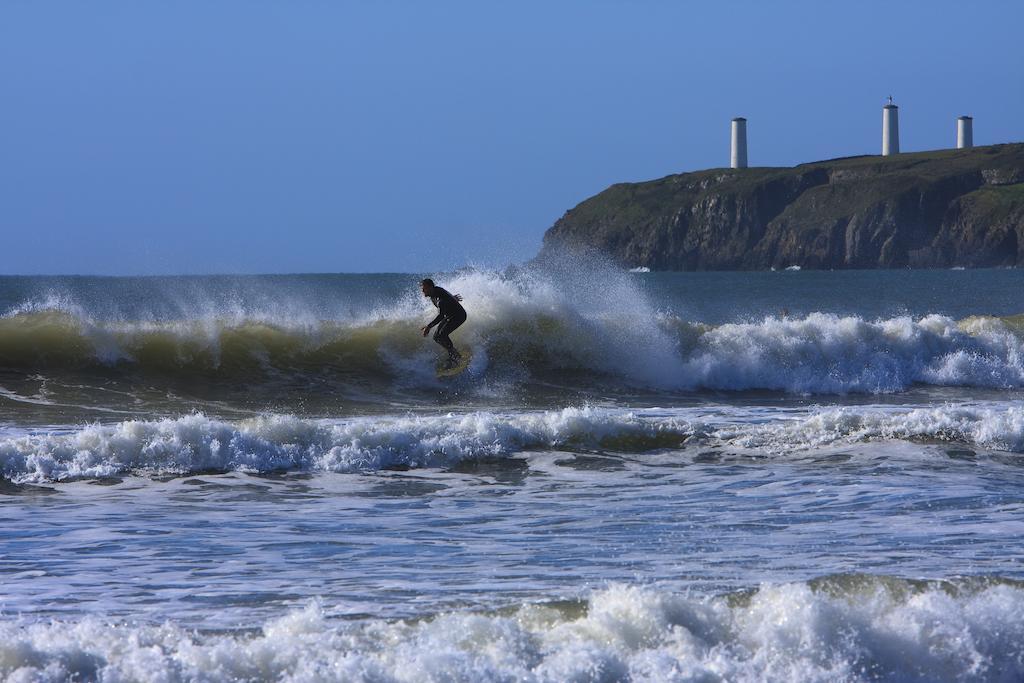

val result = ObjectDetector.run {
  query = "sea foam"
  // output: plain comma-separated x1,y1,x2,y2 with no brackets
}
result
2,403,1022,483
0,409,696,483
1,579,1022,682
674,312,1024,393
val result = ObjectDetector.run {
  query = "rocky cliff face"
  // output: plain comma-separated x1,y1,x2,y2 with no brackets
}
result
539,144,1024,270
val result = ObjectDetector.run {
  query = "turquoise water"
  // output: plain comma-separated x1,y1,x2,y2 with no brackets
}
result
1,264,1023,681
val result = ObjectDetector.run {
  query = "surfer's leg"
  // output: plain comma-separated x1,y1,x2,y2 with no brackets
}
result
433,314,466,360
433,320,457,358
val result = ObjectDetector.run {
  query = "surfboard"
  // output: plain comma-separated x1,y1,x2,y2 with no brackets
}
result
436,349,472,378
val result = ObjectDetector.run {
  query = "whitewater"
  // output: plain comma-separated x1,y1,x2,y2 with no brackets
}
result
2,264,1024,682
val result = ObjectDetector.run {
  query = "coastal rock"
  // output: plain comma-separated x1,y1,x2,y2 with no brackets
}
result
983,168,1024,185
540,143,1024,270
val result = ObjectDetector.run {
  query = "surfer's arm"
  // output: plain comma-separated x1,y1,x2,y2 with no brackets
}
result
422,312,443,336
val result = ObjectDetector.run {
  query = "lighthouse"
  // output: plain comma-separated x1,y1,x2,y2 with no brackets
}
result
882,97,899,156
730,117,748,169
957,116,973,149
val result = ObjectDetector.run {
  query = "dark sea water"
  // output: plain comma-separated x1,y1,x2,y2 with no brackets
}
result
2,261,1024,681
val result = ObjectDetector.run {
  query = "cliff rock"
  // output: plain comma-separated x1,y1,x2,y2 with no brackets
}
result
539,143,1024,270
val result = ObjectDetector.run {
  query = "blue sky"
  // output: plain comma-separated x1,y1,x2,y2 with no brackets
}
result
1,1,1022,274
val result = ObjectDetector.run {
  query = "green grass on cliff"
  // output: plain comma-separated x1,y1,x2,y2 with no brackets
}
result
663,143,1023,188
798,144,1023,175
565,143,1024,224
961,182,1024,221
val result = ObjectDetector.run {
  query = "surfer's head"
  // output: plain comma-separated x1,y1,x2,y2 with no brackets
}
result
420,278,435,296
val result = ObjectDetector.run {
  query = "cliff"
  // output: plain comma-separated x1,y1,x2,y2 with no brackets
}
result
539,143,1024,270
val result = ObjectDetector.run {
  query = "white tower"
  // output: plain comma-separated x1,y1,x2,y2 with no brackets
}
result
882,97,899,156
731,117,748,169
957,116,973,149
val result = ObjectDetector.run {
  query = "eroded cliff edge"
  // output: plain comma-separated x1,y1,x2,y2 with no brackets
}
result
539,143,1024,270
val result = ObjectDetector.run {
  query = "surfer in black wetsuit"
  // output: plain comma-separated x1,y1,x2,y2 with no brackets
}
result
420,278,467,364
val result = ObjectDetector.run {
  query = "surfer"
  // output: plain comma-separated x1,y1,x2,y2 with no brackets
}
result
420,278,466,364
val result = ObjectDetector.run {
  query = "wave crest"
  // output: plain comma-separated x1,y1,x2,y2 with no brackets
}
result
2,577,1022,682
0,409,695,483
2,267,1023,395
3,404,1023,483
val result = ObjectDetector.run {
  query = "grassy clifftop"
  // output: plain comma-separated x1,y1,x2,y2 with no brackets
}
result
540,143,1024,270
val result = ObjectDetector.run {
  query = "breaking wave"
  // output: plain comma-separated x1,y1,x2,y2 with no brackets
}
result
2,577,1022,682
2,265,1023,396
3,403,1023,483
2,262,1024,401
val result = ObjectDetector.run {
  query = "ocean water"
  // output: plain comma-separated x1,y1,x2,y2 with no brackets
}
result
2,259,1024,682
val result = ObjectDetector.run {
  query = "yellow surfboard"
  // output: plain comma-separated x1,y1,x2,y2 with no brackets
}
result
436,349,472,378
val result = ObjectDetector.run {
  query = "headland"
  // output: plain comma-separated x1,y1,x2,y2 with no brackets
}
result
539,143,1024,270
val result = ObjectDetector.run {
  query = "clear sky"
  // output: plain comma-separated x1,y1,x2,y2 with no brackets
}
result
2,0,1022,275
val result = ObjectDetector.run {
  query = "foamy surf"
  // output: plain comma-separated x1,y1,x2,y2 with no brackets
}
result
0,409,696,483
3,403,1022,483
2,266,1023,397
2,578,1022,682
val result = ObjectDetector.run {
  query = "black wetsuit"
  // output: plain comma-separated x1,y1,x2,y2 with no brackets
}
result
427,286,467,359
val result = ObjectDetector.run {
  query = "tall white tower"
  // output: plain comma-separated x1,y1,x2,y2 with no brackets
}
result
731,117,748,169
957,116,973,149
882,97,899,156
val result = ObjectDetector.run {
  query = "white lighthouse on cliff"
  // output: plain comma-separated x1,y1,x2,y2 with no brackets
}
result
731,117,748,169
957,116,974,149
882,96,899,156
